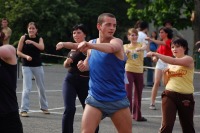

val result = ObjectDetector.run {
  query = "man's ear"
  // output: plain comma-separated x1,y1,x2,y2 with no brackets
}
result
97,23,101,31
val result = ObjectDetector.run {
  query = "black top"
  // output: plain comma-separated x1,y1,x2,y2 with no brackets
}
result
21,35,42,67
67,50,89,76
0,59,18,114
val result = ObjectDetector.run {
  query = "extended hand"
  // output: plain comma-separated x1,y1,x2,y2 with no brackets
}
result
25,40,33,44
77,60,88,72
56,42,63,50
78,41,89,52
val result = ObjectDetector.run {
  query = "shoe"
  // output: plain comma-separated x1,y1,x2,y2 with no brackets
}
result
20,111,29,117
146,84,153,87
137,117,147,122
149,104,156,110
41,109,50,114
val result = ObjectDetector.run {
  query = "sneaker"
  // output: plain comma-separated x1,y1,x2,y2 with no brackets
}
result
20,111,29,117
136,117,147,122
41,109,50,114
149,104,156,110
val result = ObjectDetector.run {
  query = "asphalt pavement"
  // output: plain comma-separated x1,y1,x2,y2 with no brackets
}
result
16,64,200,133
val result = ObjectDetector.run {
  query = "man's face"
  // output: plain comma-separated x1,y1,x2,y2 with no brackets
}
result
98,16,116,38
165,23,172,28
1,20,8,28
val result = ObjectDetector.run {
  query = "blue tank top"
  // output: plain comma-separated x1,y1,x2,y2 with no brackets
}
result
88,40,127,102
0,59,18,114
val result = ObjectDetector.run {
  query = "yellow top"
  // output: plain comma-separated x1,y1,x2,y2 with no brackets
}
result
166,65,194,94
124,43,144,73
2,27,12,44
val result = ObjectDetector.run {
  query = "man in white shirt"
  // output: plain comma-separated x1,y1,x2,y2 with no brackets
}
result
137,21,154,87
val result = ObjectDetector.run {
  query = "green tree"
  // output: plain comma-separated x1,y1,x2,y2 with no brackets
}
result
126,0,200,46
1,0,134,63
76,0,134,42
1,0,80,62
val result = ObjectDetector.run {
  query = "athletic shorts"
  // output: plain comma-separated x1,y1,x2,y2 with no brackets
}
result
85,95,130,119
155,59,168,70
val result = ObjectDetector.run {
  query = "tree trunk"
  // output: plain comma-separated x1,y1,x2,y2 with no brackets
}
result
193,0,200,69
194,0,200,47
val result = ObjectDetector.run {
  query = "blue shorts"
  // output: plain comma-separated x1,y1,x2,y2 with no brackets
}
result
85,95,130,119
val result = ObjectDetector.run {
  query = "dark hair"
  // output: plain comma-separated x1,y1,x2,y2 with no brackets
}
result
27,22,38,29
72,24,87,35
0,31,5,46
159,27,173,39
134,20,142,29
151,31,157,40
97,13,116,24
139,21,148,31
172,38,189,55
163,20,173,26
1,18,8,23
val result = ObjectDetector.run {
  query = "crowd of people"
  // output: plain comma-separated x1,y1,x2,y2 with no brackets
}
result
0,13,198,133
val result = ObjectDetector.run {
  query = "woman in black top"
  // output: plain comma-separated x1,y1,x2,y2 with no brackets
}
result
0,39,23,133
17,22,49,117
56,24,98,133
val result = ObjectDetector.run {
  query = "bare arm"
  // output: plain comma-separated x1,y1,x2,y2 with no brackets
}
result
56,42,78,50
163,68,170,86
25,37,44,50
147,52,194,68
78,38,123,53
145,37,166,46
135,42,147,52
63,58,73,68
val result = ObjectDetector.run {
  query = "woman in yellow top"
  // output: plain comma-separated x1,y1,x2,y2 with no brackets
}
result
124,28,147,121
147,38,195,133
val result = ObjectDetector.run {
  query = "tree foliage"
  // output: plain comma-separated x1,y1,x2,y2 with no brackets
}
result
1,0,133,63
126,0,194,30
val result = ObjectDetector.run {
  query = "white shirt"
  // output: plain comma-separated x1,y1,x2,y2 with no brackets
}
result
137,31,148,57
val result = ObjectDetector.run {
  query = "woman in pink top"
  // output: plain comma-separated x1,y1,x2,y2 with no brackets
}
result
145,27,173,110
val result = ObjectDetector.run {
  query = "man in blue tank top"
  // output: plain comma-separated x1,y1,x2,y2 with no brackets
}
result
77,13,132,133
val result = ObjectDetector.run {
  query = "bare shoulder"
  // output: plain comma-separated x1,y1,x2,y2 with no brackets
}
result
183,55,193,61
181,55,194,68
110,37,123,44
3,45,16,54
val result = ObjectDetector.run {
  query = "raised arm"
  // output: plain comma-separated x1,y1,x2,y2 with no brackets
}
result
145,37,166,46
147,52,194,68
78,38,123,53
56,42,79,50
25,37,44,50
17,36,27,58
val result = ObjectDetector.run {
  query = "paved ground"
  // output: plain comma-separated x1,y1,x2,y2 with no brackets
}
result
16,64,200,133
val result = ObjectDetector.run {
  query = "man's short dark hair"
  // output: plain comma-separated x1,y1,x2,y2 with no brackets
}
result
97,13,116,24
139,21,148,31
1,18,8,22
163,20,174,26
72,24,87,35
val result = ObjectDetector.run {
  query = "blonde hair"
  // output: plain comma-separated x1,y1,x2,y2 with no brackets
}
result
127,28,138,36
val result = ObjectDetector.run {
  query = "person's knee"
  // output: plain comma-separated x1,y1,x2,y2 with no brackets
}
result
63,107,76,115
